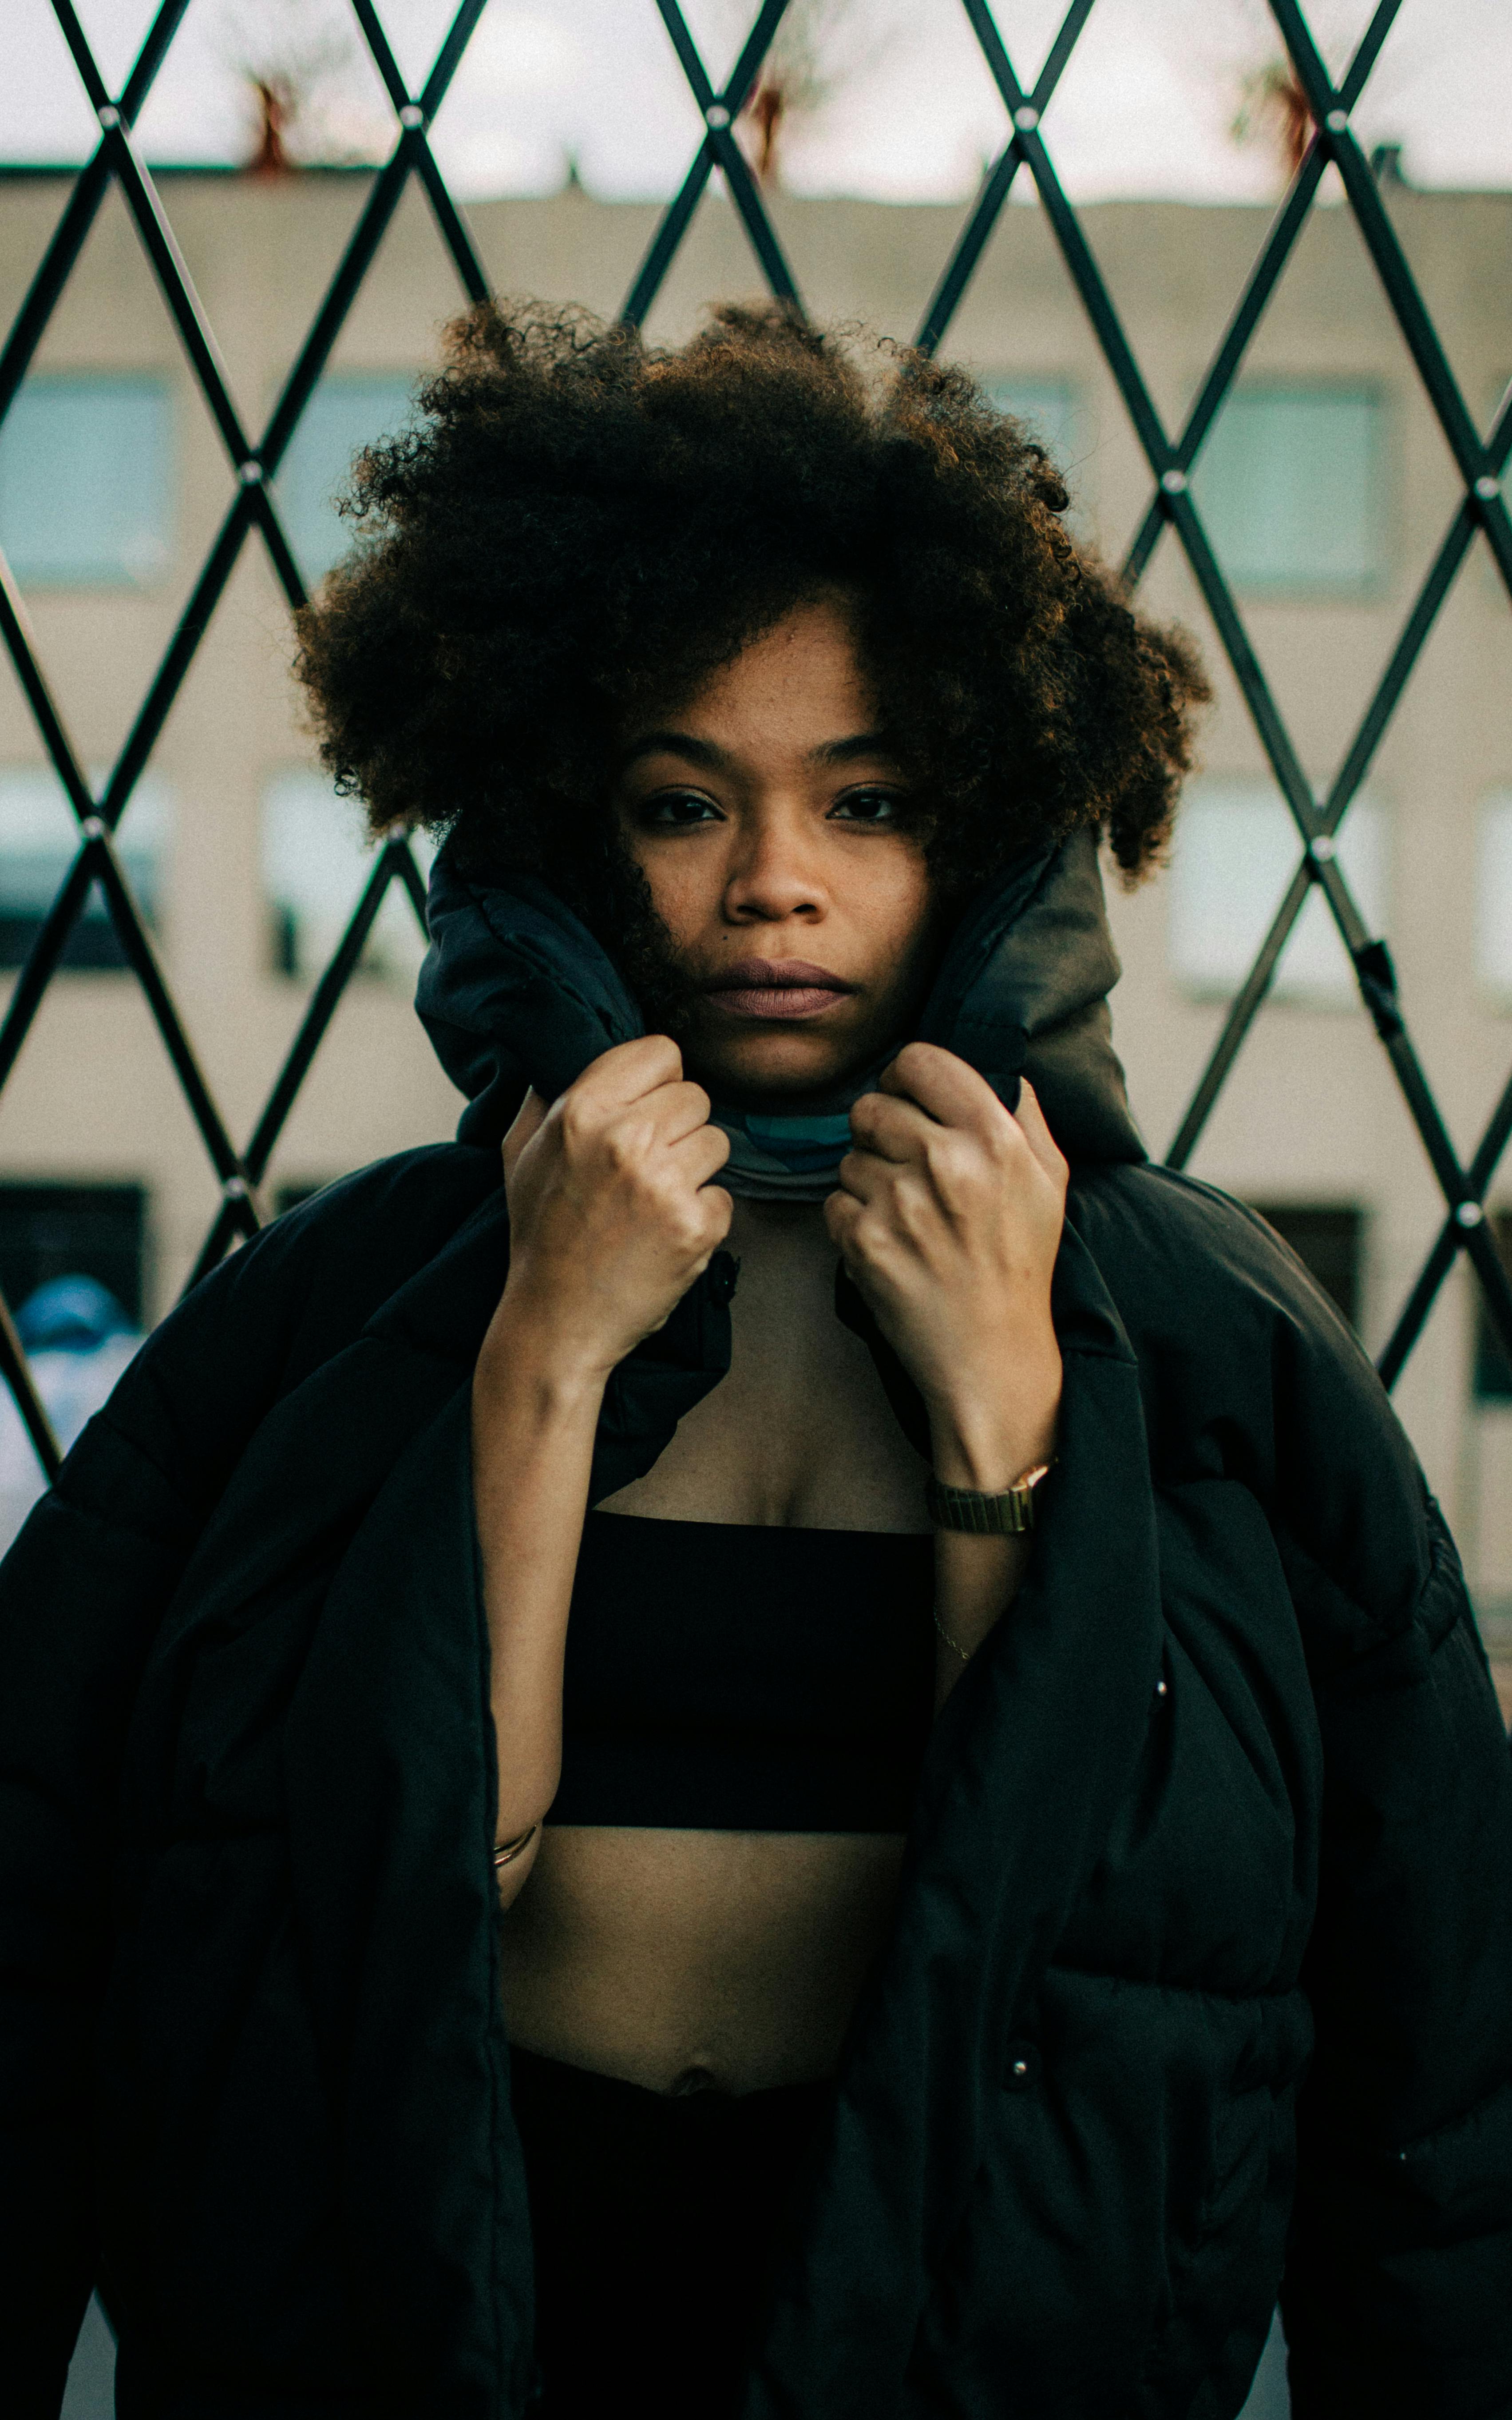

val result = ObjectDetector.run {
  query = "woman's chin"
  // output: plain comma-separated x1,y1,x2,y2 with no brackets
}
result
690,1028,865,1099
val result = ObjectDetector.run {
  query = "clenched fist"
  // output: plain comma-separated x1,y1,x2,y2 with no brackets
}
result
825,1043,1066,1491
490,1035,732,1385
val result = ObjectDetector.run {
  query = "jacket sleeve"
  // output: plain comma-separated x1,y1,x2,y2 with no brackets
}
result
0,1147,500,2414
1066,1165,1512,2415
0,1210,336,2416
1275,1402,1512,2416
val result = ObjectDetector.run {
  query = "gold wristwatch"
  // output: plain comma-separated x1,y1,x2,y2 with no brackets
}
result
924,1459,1055,1535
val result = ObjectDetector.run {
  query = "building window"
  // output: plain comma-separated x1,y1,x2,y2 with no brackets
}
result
0,374,173,588
1191,383,1386,595
982,376,1081,469
261,770,431,982
273,373,417,584
1168,778,1389,1006
0,768,168,972
1249,1202,1364,1329
1474,1211,1512,1402
1476,793,1512,1001
0,1180,145,1328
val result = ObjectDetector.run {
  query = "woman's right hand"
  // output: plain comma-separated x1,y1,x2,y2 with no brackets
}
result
488,1035,732,1385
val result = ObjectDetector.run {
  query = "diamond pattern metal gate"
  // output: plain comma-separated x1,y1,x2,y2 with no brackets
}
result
1,0,1509,1483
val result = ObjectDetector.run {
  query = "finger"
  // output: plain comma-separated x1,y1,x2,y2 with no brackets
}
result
847,1088,935,1166
569,1033,684,1111
502,1086,548,1186
823,1185,863,1257
645,1078,715,1147
1013,1079,1069,1189
833,1145,891,1204
670,1121,731,1189
697,1185,734,1248
823,1188,890,1285
878,1041,1013,1142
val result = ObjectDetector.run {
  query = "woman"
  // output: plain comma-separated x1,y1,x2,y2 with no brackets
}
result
1,305,1508,2420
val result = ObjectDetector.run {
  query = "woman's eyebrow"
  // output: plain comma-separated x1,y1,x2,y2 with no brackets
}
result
616,727,897,774
809,730,896,766
617,730,727,773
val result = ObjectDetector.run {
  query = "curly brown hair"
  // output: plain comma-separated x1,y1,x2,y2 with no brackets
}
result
294,301,1207,948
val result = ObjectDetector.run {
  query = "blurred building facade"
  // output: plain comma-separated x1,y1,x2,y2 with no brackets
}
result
0,166,1509,1703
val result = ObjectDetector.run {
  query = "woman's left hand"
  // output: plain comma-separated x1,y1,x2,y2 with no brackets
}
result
824,1043,1068,1491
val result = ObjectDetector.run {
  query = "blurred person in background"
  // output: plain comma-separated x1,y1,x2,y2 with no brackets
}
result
0,305,1508,2420
0,1278,139,1556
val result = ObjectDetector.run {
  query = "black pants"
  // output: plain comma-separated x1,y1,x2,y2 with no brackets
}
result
510,2047,833,2418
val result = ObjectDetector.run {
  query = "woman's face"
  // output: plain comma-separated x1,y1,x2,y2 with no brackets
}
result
612,595,940,1099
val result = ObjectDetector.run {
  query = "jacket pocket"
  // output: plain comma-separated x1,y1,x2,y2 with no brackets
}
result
905,1972,1310,2420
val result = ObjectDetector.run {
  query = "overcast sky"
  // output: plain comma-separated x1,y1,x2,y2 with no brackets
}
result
7,0,1510,203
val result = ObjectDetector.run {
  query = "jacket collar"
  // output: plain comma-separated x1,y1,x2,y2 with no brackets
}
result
415,830,1145,1166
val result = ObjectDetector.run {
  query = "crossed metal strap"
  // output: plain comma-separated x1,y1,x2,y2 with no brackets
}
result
0,0,1508,1484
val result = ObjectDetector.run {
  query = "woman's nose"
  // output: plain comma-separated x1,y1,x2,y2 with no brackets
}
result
722,807,826,923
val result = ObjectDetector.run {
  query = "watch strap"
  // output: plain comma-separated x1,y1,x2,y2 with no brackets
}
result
925,1459,1055,1535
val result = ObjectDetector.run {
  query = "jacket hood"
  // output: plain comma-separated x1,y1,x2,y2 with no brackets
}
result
414,829,1145,1164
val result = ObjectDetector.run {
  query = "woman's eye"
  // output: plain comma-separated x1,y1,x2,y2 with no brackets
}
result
640,791,724,828
830,788,904,824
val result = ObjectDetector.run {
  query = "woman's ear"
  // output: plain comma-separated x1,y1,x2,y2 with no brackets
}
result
502,1087,549,1189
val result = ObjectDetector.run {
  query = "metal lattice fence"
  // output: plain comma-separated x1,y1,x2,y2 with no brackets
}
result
1,0,1509,1483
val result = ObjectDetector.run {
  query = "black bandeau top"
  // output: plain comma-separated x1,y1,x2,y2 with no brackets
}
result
547,1512,936,1832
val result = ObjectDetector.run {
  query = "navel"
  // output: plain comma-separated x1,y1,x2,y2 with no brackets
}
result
669,2061,722,2096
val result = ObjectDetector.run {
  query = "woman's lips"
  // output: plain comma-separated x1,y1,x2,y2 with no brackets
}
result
701,959,855,1022
714,988,843,1020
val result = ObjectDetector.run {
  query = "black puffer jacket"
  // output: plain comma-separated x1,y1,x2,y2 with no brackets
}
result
1,841,1509,2420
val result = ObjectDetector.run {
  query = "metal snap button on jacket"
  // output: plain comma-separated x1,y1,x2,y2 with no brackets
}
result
1003,2041,1042,2092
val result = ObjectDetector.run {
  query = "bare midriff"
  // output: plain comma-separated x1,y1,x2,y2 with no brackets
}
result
497,1198,932,2098
498,1825,909,2095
